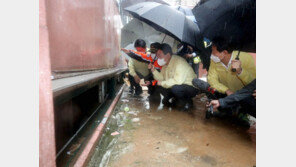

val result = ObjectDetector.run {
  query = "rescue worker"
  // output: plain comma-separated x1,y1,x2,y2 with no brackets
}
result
139,42,162,89
149,43,199,111
121,39,161,95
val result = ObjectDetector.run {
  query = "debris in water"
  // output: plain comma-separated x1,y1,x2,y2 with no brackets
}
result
124,106,130,112
66,137,85,155
111,131,120,136
67,143,81,155
121,99,129,103
176,147,188,153
128,111,138,116
132,118,140,122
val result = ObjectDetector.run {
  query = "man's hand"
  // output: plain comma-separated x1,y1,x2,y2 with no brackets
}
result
121,48,130,54
226,89,234,96
148,63,155,72
134,75,141,84
157,81,162,86
253,90,256,99
185,54,193,58
231,60,242,74
206,100,220,109
148,63,153,69
141,81,151,86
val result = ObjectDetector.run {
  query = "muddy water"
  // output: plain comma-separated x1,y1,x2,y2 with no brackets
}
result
87,87,256,167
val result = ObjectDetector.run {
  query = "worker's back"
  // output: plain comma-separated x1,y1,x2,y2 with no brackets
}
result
128,58,150,77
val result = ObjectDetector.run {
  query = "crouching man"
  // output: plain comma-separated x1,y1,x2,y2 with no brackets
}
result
149,43,199,111
193,37,256,124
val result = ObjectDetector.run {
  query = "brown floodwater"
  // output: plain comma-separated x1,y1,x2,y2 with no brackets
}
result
87,87,256,167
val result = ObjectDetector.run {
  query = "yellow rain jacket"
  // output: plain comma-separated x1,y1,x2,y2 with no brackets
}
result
207,51,256,93
128,58,150,78
152,55,197,89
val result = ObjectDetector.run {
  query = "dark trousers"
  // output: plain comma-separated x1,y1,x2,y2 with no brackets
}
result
128,72,156,95
218,79,256,117
188,59,199,77
128,74,141,91
159,84,199,103
192,63,199,77
194,78,256,117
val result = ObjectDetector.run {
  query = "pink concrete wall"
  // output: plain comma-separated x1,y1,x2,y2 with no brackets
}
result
39,0,56,166
46,0,123,72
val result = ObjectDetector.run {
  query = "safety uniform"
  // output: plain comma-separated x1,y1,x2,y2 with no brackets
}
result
152,55,197,88
152,55,199,106
128,50,162,70
128,50,161,95
128,50,162,87
207,51,256,94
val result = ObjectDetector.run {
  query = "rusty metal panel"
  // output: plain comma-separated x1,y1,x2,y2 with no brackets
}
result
46,0,123,72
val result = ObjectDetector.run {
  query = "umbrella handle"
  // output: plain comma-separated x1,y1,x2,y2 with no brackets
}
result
231,51,240,72
161,34,167,43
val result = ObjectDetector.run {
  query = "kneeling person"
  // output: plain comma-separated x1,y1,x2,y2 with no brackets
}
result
126,39,151,95
150,43,199,110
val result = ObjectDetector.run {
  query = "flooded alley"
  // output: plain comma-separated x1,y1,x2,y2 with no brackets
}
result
87,87,256,167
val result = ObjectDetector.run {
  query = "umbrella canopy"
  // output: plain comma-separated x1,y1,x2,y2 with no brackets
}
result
192,0,256,52
119,0,169,25
124,2,201,48
172,5,197,23
121,18,177,48
121,0,168,9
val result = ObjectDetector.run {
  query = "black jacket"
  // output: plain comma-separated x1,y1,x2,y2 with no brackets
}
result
219,79,256,109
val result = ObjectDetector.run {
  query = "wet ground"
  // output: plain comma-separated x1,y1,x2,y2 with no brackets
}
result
87,86,256,167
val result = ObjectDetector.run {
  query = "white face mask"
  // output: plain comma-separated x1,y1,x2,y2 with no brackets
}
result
150,53,156,60
211,54,221,63
157,58,167,66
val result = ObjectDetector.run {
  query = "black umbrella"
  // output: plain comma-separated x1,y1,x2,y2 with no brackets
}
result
192,0,256,52
124,2,201,48
192,0,256,70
